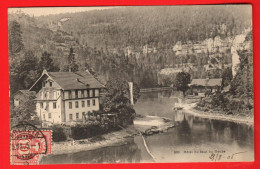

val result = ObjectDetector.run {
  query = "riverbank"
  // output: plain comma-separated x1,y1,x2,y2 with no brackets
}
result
51,126,137,155
51,115,177,155
182,103,254,126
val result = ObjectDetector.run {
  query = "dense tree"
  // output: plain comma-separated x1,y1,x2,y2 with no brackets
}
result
62,47,79,72
38,51,60,72
230,49,253,100
102,78,140,125
9,50,40,96
173,72,191,97
9,20,24,56
222,67,233,87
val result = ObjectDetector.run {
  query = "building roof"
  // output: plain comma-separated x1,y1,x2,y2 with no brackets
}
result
29,70,105,91
15,90,36,96
48,71,104,90
189,78,222,87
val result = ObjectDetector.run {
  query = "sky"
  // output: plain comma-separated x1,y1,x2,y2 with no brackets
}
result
8,7,117,17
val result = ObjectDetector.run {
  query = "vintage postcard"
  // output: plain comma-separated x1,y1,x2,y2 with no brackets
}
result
8,5,253,164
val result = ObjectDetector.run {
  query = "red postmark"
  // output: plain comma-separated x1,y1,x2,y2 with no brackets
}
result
11,129,51,165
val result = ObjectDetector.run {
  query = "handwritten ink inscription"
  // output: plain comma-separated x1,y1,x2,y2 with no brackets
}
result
209,151,247,162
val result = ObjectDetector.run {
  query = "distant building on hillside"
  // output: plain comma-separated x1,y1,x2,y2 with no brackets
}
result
142,45,157,54
189,78,222,97
29,70,104,125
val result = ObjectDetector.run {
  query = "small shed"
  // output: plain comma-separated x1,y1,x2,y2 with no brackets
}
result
13,90,36,107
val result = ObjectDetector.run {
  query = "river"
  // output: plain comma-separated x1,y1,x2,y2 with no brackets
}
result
40,90,254,164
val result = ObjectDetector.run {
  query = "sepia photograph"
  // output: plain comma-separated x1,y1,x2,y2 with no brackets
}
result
8,5,253,164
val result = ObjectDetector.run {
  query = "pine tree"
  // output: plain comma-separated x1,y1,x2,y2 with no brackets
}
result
9,20,24,56
39,51,59,72
67,47,79,72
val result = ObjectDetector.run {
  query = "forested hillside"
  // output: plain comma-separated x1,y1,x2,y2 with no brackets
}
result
37,6,251,48
8,5,252,96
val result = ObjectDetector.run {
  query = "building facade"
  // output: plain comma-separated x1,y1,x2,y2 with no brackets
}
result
29,70,104,125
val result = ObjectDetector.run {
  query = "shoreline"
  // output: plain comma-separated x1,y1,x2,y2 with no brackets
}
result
50,115,177,156
182,103,254,126
50,127,137,156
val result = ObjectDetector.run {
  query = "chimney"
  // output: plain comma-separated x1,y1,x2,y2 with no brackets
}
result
76,78,79,82
42,69,48,75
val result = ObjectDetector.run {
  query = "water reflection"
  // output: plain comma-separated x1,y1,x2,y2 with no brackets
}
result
172,111,254,148
40,138,141,164
177,115,192,144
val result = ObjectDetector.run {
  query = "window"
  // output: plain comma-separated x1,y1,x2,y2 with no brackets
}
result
46,91,49,99
69,102,72,109
87,100,90,107
46,102,49,110
84,90,88,98
75,101,79,108
75,90,78,99
82,101,85,107
81,90,84,98
40,102,43,108
43,114,45,119
42,82,45,87
69,114,73,120
48,113,51,119
76,113,79,119
78,90,81,98
89,90,93,97
49,82,52,87
82,112,85,118
95,89,99,97
72,90,75,99
93,89,95,97
87,90,90,97
53,102,56,109
92,99,96,106
69,91,72,99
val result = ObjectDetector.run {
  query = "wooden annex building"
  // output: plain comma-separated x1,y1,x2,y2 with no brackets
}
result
189,78,222,97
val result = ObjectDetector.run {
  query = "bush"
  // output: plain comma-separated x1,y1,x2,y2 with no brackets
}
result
28,117,41,126
51,125,67,142
197,100,206,107
211,93,229,110
71,122,104,140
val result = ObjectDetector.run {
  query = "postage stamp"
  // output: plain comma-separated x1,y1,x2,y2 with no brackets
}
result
10,123,51,165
